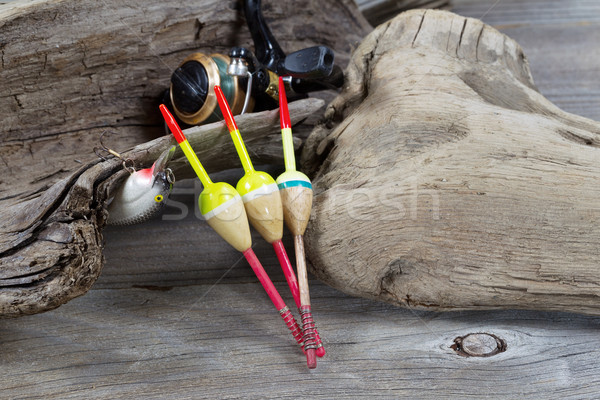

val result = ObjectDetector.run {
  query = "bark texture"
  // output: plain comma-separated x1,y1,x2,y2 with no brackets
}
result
302,9,600,315
0,0,370,317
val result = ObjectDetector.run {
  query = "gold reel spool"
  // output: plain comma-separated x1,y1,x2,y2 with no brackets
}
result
169,53,250,126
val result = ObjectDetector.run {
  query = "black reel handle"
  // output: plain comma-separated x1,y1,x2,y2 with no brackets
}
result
280,46,335,80
245,0,341,86
244,0,286,73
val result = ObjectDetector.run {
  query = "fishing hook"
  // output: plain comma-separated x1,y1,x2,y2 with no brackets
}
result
93,131,136,174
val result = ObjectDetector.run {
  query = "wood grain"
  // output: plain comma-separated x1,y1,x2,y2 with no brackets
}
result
302,8,600,315
4,279,600,398
453,0,600,123
0,0,370,317
1,0,600,398
0,0,370,196
0,97,323,317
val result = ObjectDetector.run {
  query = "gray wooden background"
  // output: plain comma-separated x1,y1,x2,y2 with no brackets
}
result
2,0,600,398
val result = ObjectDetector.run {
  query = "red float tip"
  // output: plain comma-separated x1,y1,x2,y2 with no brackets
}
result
160,104,186,144
278,77,291,129
214,85,238,133
316,346,326,358
306,348,317,369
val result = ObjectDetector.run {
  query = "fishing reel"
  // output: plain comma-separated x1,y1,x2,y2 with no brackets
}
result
163,0,343,127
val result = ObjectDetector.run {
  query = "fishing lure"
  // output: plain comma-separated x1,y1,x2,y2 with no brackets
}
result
105,146,176,226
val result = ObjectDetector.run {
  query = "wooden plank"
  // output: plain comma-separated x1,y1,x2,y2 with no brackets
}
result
3,284,600,398
1,0,600,398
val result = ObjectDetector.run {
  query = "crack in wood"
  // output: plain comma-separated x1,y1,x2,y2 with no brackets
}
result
456,18,467,57
475,24,484,62
411,10,426,48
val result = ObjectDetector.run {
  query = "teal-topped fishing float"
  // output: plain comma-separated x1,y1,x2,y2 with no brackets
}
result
276,77,325,361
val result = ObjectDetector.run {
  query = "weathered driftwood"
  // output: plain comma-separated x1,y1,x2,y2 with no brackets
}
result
0,0,371,317
0,98,323,317
3,2,600,398
0,0,370,198
302,9,600,315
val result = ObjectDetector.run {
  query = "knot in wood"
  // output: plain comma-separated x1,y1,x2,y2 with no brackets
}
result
451,333,506,357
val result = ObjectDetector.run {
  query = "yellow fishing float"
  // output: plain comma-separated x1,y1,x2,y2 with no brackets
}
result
160,104,304,354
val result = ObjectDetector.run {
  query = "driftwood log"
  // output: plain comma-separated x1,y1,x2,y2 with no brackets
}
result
302,9,600,315
0,99,324,317
3,3,600,399
4,0,600,319
0,0,371,317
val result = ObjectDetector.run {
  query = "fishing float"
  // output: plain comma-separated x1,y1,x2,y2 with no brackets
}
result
159,104,304,351
213,85,318,369
276,77,325,358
